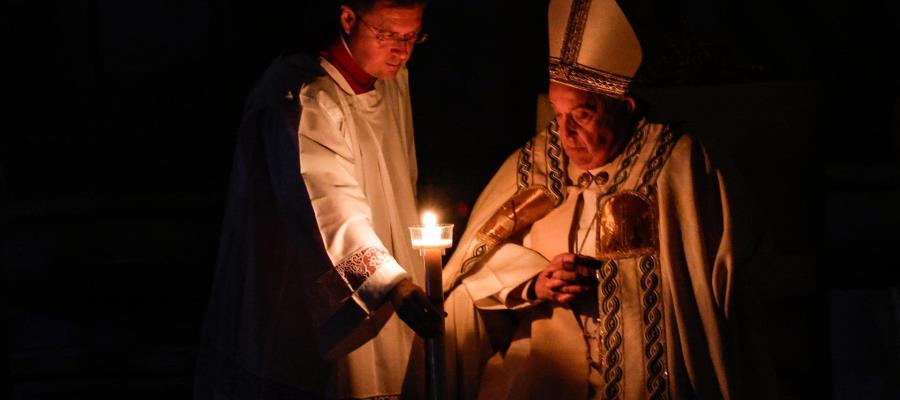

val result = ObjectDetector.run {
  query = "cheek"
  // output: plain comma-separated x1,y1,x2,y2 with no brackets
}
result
352,39,386,67
577,130,602,150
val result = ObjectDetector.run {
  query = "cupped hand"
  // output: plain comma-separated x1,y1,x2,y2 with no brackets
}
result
390,278,444,338
533,253,595,305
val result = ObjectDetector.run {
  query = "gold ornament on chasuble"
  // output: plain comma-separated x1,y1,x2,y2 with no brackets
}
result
449,126,567,288
591,188,668,400
476,186,560,250
597,190,659,260
584,125,678,399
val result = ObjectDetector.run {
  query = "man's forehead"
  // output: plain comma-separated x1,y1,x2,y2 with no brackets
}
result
549,85,593,106
365,3,423,21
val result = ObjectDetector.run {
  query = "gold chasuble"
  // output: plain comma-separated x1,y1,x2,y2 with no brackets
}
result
443,119,769,399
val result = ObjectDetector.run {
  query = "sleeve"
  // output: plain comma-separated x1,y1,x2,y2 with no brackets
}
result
297,88,408,315
461,243,549,310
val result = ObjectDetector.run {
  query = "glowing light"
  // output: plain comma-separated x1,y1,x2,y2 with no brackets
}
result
423,211,438,227
410,211,452,249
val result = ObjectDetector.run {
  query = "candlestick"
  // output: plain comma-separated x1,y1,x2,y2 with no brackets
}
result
409,211,453,400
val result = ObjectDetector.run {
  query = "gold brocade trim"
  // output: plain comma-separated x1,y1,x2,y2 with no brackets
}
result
604,121,648,196
517,121,564,203
517,137,535,192
474,185,558,248
547,120,565,203
640,255,669,400
459,185,559,277
598,259,623,400
560,0,593,65
637,126,681,194
550,57,632,98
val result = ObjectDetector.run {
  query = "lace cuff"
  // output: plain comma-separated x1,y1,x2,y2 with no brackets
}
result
334,246,409,314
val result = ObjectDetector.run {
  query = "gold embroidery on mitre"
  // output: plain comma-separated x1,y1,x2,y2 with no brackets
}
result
596,190,658,259
547,0,643,97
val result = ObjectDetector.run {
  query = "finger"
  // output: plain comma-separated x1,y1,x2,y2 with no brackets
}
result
574,255,603,268
413,295,440,325
552,270,579,282
404,307,436,338
550,253,576,269
561,260,577,271
557,284,591,294
418,295,444,322
397,302,425,329
555,293,575,304
412,293,443,333
562,254,579,270
398,296,429,328
546,279,568,290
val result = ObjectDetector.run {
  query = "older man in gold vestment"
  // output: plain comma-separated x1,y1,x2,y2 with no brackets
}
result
442,0,774,399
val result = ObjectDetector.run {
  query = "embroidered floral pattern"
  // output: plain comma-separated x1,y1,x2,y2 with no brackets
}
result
335,246,391,290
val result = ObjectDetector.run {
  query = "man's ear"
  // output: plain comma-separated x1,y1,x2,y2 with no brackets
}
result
624,96,637,113
339,5,356,35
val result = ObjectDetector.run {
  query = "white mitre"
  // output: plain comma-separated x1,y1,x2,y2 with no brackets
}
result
548,0,642,97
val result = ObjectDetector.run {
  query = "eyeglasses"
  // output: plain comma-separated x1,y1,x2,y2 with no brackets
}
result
358,18,428,46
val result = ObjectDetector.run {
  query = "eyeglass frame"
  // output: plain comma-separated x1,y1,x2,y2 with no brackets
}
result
357,17,428,47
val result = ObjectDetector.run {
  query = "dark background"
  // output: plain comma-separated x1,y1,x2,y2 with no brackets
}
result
5,0,900,399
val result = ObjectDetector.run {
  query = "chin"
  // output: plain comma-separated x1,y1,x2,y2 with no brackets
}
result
374,70,398,80
385,66,402,76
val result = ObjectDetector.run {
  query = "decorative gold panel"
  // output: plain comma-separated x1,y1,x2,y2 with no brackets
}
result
597,191,658,260
476,185,558,247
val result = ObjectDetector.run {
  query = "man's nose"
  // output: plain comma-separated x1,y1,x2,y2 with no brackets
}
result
391,40,412,60
558,116,577,136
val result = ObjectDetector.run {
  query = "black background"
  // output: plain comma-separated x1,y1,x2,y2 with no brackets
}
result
6,0,900,399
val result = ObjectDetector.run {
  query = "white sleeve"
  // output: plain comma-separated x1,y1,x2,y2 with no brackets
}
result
461,243,549,310
298,89,408,315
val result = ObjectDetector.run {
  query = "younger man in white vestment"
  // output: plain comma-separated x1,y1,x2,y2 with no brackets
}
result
196,1,442,399
442,0,774,399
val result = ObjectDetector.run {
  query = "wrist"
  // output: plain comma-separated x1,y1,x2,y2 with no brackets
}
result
526,277,539,301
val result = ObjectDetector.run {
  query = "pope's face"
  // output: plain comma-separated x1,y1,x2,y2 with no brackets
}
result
341,2,424,80
549,82,626,170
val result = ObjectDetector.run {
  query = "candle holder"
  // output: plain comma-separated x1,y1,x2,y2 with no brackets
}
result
409,224,454,251
409,213,453,400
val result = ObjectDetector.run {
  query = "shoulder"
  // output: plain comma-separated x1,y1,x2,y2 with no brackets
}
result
655,123,719,191
245,52,325,109
294,62,350,128
299,73,343,116
639,119,700,169
667,131,711,175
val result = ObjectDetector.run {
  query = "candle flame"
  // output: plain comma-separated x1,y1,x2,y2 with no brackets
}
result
422,211,438,227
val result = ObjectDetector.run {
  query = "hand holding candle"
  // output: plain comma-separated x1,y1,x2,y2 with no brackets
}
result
409,211,453,400
390,278,442,338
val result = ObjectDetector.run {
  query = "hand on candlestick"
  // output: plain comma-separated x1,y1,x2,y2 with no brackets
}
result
390,278,444,338
533,253,597,305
